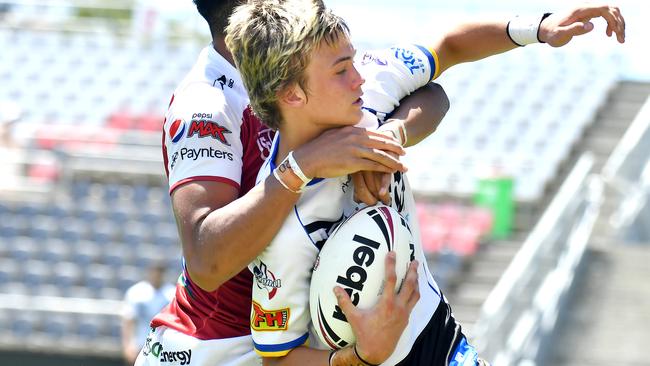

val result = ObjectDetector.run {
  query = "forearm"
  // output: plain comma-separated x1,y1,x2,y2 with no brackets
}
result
265,346,368,366
434,20,517,75
184,175,298,291
388,83,449,147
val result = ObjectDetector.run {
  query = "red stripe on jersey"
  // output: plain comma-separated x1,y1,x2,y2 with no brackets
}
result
162,117,170,178
169,176,241,195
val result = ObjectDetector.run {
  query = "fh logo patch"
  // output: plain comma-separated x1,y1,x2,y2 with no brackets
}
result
251,301,289,331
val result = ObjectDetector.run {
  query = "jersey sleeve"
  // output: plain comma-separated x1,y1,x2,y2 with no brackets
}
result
357,44,440,120
249,212,319,357
163,84,244,194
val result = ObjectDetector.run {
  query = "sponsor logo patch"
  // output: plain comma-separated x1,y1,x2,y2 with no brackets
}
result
178,147,234,162
160,349,192,365
187,120,231,146
215,74,235,90
360,52,387,66
170,152,179,170
169,119,186,144
391,47,426,76
251,301,290,331
257,127,274,160
253,261,282,300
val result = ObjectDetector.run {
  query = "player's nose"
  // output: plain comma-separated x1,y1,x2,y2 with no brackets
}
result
351,65,365,89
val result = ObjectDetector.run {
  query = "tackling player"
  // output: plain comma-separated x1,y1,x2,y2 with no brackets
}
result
226,1,625,365
136,1,449,365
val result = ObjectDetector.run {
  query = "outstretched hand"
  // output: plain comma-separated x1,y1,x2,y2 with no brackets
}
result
539,4,625,47
333,253,420,365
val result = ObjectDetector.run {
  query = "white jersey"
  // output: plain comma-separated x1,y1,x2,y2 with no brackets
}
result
249,44,444,364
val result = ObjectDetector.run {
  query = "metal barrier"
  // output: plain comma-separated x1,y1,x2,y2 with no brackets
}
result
472,153,603,365
602,96,650,238
0,293,122,315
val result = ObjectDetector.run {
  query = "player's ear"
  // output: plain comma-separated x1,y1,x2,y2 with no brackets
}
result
278,82,307,108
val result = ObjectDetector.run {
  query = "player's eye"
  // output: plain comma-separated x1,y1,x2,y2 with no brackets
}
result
335,68,347,76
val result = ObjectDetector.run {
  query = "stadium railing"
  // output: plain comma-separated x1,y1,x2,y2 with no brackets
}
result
602,96,650,239
472,152,603,365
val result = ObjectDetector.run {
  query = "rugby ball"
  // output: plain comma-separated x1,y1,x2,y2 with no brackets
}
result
309,204,413,349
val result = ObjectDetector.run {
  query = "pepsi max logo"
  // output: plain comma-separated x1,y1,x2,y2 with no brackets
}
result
169,119,186,144
188,120,231,146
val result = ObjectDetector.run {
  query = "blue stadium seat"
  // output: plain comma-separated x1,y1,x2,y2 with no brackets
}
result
0,258,21,284
29,215,59,240
71,180,92,200
103,244,132,267
43,313,75,339
1,281,32,295
52,262,83,289
76,201,105,223
76,314,104,339
71,240,103,266
10,236,38,261
14,202,43,217
116,266,143,292
44,201,74,218
11,311,43,338
84,263,116,291
0,214,29,238
153,224,179,248
123,221,154,245
59,218,90,242
39,238,73,263
22,260,51,287
90,219,120,243
98,287,124,301
36,284,65,297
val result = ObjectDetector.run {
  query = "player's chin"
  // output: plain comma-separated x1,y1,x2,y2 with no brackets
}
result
349,106,364,123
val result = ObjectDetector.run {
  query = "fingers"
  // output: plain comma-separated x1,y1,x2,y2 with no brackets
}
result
396,260,419,307
363,130,406,156
333,286,356,320
561,21,594,37
352,172,379,206
379,173,391,205
362,171,380,202
360,148,407,173
589,5,625,43
380,252,397,302
610,6,626,43
564,5,625,43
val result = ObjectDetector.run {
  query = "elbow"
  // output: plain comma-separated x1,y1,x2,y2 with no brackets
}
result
183,249,225,292
426,82,450,129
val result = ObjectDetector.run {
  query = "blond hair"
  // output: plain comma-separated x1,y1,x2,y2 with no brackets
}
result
225,0,349,130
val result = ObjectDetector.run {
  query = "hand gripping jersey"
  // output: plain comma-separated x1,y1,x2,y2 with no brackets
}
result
249,44,475,365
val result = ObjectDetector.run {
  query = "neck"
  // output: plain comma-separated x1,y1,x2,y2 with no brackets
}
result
213,36,235,66
275,114,327,166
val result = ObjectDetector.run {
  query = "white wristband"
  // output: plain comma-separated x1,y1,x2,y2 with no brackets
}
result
287,151,311,184
273,166,302,193
507,13,551,46
378,119,407,146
